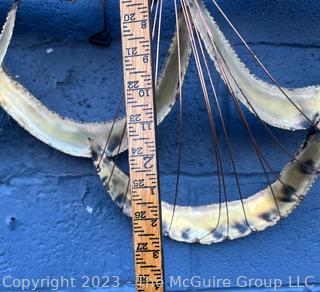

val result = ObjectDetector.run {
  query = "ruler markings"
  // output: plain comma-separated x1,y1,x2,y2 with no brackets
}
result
120,2,165,291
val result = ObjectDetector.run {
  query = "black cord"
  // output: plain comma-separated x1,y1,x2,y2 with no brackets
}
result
90,0,112,47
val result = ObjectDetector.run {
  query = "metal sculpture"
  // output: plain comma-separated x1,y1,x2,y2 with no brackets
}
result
0,1,318,245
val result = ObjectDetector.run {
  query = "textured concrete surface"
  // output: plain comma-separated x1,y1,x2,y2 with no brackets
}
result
0,0,320,291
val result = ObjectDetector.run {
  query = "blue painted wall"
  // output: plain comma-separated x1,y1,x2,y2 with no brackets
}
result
0,0,319,291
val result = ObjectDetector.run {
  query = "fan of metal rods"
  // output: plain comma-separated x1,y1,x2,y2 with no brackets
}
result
93,0,320,244
0,0,318,244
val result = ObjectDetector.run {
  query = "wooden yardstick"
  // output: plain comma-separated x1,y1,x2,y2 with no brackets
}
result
119,1,165,291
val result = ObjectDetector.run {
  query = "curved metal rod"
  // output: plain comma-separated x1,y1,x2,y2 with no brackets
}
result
0,3,192,157
187,0,320,130
92,125,320,244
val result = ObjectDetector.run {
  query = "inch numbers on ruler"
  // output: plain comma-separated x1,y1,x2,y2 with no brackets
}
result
120,1,165,292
